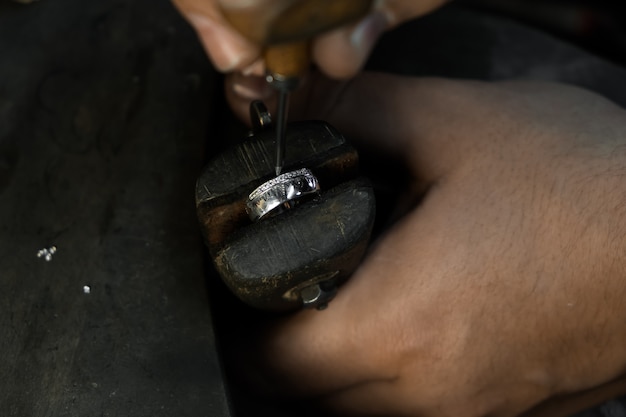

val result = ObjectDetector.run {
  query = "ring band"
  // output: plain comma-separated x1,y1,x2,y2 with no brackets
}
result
246,168,320,221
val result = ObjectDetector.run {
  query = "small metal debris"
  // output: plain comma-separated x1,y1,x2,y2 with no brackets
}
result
36,245,57,262
83,285,91,294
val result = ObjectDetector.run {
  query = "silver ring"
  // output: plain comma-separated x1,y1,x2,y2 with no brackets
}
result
246,168,320,221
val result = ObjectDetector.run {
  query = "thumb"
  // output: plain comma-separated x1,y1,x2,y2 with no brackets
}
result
311,11,390,79
312,0,450,79
226,71,483,181
173,0,261,72
290,72,484,182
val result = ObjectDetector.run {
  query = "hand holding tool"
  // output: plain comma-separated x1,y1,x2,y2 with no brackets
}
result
220,0,373,175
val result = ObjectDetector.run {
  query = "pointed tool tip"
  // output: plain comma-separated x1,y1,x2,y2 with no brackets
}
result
275,166,282,176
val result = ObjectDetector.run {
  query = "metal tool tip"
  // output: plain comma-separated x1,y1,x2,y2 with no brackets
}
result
275,166,282,176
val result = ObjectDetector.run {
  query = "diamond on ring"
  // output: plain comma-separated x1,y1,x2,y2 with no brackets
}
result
246,168,320,221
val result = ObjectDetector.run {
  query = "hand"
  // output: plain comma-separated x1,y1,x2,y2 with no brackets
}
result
172,0,447,101
238,73,626,417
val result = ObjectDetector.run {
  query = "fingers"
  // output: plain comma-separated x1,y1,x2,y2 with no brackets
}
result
311,12,390,79
525,376,626,417
174,0,450,103
311,0,450,79
380,0,450,26
226,72,275,110
258,187,464,402
257,212,426,398
321,381,405,417
172,0,261,72
225,71,498,181
293,73,496,182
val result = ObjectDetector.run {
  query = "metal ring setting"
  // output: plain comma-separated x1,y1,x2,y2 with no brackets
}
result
246,168,320,221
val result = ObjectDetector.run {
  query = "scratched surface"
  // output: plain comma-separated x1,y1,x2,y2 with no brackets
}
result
0,0,231,416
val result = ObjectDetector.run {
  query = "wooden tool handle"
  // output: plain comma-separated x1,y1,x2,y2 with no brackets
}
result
263,41,310,81
221,0,373,45
222,0,372,85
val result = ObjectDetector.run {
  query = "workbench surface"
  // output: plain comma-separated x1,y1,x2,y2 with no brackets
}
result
0,0,230,415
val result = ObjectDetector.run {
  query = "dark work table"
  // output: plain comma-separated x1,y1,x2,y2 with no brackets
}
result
1,0,625,416
0,0,230,415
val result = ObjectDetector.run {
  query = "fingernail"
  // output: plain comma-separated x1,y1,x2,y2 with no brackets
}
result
231,74,274,101
242,58,266,77
185,12,245,72
350,12,389,57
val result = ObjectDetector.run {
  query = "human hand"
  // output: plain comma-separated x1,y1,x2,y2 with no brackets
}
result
235,73,626,417
172,0,447,102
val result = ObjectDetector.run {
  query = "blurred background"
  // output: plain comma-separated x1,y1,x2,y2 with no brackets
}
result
464,0,626,67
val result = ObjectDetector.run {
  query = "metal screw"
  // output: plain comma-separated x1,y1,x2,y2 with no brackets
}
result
300,283,337,310
250,100,272,133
